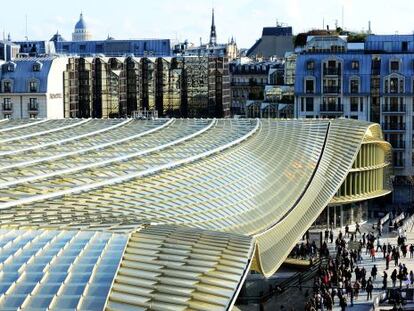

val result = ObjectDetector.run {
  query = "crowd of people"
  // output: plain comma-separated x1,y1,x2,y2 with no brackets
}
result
302,221,414,311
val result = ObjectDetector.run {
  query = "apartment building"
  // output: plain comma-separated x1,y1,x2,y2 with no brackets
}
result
294,34,414,203
0,57,67,119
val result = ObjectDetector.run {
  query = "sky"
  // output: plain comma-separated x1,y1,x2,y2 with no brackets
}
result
2,0,414,48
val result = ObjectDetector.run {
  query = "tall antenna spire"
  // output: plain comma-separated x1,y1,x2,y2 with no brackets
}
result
209,8,217,46
25,14,28,40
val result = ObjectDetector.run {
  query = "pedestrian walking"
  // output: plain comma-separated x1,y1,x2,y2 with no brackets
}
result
383,271,388,290
366,277,373,300
371,265,378,280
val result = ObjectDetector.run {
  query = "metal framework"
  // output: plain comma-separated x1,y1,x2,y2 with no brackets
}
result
0,118,391,310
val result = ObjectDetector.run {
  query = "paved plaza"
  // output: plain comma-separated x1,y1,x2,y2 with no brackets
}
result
245,221,414,310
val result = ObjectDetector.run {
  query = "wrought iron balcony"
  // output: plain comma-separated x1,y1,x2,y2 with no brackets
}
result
2,104,12,111
323,86,341,94
382,105,406,113
382,123,406,131
388,140,405,149
323,68,341,75
27,104,39,112
320,104,343,112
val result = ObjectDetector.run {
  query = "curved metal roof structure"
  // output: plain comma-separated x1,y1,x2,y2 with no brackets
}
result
0,118,391,310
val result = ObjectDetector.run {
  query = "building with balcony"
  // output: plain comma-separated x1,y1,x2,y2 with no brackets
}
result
229,60,284,116
294,34,414,203
0,57,67,119
0,118,391,308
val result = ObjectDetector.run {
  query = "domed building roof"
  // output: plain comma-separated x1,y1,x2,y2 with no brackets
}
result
75,13,87,30
72,12,92,41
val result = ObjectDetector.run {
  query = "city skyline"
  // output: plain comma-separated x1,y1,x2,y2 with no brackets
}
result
2,0,414,48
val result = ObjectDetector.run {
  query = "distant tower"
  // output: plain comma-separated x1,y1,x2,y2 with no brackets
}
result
72,12,92,41
209,8,217,46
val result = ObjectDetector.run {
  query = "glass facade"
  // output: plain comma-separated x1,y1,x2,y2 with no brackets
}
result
64,56,230,118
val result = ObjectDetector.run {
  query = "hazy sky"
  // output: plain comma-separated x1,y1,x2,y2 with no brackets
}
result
2,0,414,48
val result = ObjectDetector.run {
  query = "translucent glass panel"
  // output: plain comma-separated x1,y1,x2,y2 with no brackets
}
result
0,229,126,310
0,119,257,212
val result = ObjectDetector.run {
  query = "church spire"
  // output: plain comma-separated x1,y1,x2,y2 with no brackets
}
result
209,8,217,46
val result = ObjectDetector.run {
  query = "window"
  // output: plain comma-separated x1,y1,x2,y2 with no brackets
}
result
402,41,408,52
389,77,399,93
328,60,336,68
32,62,42,72
350,97,359,112
350,79,359,93
29,80,38,93
3,114,11,119
3,98,12,111
3,81,11,93
393,151,404,167
6,63,16,72
360,97,364,112
301,97,305,112
306,61,315,70
28,98,38,111
372,58,381,74
351,61,359,70
305,79,314,94
29,114,37,119
306,97,314,112
390,60,400,72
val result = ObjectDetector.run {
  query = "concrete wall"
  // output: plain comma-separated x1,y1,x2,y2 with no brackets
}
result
46,58,67,118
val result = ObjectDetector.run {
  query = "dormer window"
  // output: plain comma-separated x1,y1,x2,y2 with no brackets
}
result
2,81,12,93
6,62,16,72
2,62,16,73
29,80,38,93
32,61,42,72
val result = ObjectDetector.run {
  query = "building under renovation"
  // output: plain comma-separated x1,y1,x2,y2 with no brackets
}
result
64,56,230,118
